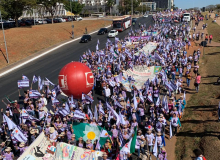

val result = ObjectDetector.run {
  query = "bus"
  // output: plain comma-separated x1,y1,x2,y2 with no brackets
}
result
112,15,131,32
183,13,191,22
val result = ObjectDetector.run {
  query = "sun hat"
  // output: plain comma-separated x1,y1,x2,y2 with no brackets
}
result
71,134,75,138
5,147,11,152
157,132,161,136
49,127,55,134
19,142,25,148
30,129,35,134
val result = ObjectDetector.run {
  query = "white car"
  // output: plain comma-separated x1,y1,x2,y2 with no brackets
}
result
108,30,118,37
143,14,148,18
74,16,83,21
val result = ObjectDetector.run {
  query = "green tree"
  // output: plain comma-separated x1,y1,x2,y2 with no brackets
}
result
107,0,115,15
63,0,84,15
37,0,64,24
0,0,36,27
123,0,140,14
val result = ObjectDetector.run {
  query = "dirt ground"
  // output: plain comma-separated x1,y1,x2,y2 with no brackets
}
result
0,20,111,69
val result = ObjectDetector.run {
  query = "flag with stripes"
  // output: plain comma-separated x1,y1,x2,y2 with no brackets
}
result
165,80,173,91
114,100,123,108
118,128,126,147
147,92,153,103
22,75,29,80
114,50,118,59
32,75,38,84
170,80,177,91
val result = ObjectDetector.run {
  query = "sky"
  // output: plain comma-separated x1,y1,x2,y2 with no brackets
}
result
174,0,220,9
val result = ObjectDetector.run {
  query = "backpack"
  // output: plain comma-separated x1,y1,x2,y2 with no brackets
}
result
202,156,207,160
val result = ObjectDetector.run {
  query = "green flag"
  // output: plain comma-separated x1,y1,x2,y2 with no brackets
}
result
72,122,111,146
5,96,15,104
130,127,137,154
114,50,118,59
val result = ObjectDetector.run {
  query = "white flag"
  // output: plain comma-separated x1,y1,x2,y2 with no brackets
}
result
22,75,29,80
12,127,27,142
96,44,99,51
3,114,17,130
94,106,98,121
153,136,158,157
120,138,132,153
119,111,126,125
133,93,138,110
100,130,109,138
45,77,55,86
170,122,172,139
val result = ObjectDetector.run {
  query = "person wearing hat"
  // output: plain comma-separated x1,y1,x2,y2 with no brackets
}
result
137,130,145,158
40,94,47,106
156,132,163,155
59,132,68,143
68,134,76,145
145,129,154,159
3,147,14,160
49,127,58,142
16,142,27,156
101,152,108,160
29,129,37,144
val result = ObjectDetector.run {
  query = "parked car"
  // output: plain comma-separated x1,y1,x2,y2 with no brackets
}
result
45,19,52,23
74,16,82,21
98,28,108,35
108,30,118,38
80,35,92,43
57,18,66,22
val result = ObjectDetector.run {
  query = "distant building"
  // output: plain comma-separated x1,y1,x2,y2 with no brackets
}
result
153,0,173,9
21,3,67,18
140,2,157,11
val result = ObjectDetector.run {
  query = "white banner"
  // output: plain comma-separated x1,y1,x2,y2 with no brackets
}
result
55,142,104,160
18,132,52,160
18,80,29,88
122,66,162,90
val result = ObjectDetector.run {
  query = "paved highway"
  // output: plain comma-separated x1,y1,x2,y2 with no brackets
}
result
0,16,154,114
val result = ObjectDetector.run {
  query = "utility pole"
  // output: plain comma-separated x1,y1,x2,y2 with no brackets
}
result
0,11,9,63
70,0,74,38
33,9,35,25
131,0,133,15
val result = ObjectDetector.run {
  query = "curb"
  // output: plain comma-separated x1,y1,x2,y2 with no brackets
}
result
0,25,111,78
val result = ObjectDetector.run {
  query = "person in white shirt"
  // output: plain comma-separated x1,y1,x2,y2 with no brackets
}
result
145,130,155,160
104,85,111,103
40,94,47,106
48,127,58,142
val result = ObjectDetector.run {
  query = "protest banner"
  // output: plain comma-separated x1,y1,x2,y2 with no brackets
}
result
140,42,158,55
55,142,104,160
122,66,162,90
18,132,54,160
18,80,29,88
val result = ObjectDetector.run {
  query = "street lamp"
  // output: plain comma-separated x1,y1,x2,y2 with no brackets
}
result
0,11,9,64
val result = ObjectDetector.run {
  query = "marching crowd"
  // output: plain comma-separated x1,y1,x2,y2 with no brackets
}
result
0,10,203,160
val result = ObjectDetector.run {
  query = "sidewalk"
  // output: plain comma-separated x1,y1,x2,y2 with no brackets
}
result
194,20,220,47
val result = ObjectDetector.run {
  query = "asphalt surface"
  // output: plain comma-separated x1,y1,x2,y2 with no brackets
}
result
0,16,154,117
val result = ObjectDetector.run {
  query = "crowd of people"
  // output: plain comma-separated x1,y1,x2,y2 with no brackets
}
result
0,10,204,160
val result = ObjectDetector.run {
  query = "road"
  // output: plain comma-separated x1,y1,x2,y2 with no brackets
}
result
0,16,154,115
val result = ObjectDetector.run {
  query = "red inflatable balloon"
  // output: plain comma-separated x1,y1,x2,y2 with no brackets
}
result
58,62,94,99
